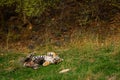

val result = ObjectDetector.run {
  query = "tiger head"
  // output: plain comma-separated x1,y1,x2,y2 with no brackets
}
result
23,53,39,69
47,52,63,64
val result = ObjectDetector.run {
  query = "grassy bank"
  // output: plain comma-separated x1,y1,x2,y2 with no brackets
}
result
0,43,120,80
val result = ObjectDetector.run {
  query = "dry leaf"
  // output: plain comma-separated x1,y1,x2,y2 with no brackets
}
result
59,69,70,73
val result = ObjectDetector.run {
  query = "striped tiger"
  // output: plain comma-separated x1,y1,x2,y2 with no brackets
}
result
23,52,63,69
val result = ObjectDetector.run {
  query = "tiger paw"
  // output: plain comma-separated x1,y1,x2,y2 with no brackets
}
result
43,61,50,66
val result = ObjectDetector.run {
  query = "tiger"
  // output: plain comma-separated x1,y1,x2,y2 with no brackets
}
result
23,52,63,69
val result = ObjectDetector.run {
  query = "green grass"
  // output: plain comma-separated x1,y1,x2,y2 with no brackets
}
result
0,45,120,80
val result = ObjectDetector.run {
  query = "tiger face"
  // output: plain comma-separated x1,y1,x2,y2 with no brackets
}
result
23,53,39,69
23,54,33,67
46,52,63,64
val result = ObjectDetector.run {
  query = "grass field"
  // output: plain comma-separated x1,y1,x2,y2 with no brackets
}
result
0,44,120,80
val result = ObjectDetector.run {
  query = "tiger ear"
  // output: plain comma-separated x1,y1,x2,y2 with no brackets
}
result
52,52,57,57
43,61,50,66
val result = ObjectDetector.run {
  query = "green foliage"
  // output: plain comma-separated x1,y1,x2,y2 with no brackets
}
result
0,0,119,18
0,0,15,6
0,0,60,17
16,0,45,16
21,0,60,17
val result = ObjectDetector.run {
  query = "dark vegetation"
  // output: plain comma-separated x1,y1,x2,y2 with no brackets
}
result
0,0,119,51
